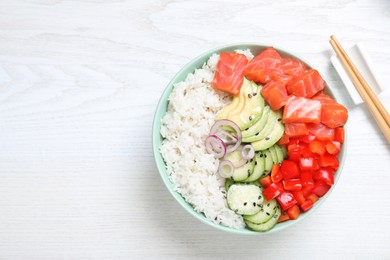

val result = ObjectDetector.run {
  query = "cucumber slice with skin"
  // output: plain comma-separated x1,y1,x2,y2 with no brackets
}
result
243,109,278,143
243,151,265,182
241,106,270,138
244,199,278,224
227,184,264,215
252,122,285,151
268,146,278,165
225,178,235,191
274,144,285,164
262,150,274,177
245,205,281,232
226,149,255,182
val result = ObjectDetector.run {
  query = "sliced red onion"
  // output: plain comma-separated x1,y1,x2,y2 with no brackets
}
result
215,130,238,145
218,160,234,178
209,119,241,153
241,144,255,160
205,135,226,159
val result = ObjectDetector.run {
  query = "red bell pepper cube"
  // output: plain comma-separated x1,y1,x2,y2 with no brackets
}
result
278,211,290,223
306,193,319,203
271,164,283,183
259,175,272,188
280,160,300,179
309,139,326,155
334,127,344,143
301,171,314,187
311,181,331,197
283,179,302,191
263,182,283,201
299,157,319,171
318,153,339,169
326,141,341,155
291,190,306,205
313,167,335,185
287,205,301,220
300,200,314,212
276,191,297,211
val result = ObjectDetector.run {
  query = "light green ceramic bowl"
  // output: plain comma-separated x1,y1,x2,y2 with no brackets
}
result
152,43,347,235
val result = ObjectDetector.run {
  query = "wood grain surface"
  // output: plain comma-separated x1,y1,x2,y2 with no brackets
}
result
0,0,389,259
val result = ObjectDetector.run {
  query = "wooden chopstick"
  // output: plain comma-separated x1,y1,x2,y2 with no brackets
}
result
329,35,390,143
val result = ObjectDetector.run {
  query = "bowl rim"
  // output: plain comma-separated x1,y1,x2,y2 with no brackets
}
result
152,43,348,235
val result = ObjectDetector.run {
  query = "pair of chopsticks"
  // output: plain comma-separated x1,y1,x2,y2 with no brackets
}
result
329,35,390,143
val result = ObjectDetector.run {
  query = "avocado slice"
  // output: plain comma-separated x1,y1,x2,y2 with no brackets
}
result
243,109,281,143
217,78,265,130
252,122,285,151
241,106,270,138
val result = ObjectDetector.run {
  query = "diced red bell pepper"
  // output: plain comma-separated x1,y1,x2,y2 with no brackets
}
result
298,134,316,144
306,193,319,203
300,171,314,187
311,181,331,197
277,191,297,211
318,153,339,169
271,164,283,183
262,182,283,201
259,175,272,188
278,211,290,223
313,167,335,185
300,200,314,212
309,139,326,155
334,127,344,143
287,205,301,220
277,133,290,145
299,157,319,171
283,179,302,191
302,184,315,198
326,141,341,155
291,190,306,205
280,160,300,179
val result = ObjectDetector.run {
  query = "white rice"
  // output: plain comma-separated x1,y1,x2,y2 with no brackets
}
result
160,49,253,228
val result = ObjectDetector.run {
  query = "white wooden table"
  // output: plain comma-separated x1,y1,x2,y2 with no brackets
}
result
0,0,389,259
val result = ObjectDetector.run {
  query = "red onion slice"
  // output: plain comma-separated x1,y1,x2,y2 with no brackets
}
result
241,144,255,160
209,119,241,153
218,160,234,178
205,135,226,159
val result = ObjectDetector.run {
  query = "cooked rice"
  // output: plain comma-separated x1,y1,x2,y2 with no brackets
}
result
160,49,253,228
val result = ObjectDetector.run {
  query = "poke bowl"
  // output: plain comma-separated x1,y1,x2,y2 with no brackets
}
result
152,43,348,234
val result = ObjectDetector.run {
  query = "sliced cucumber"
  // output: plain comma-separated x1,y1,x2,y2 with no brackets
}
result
227,184,264,215
233,158,255,182
252,122,285,151
245,205,281,232
243,199,278,224
241,106,270,138
268,146,278,165
262,150,274,178
243,151,265,182
274,144,285,164
225,178,235,191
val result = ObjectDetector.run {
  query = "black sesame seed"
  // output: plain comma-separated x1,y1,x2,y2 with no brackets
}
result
244,202,247,206
253,202,256,206
257,204,261,207
249,116,253,121
267,203,270,207
277,118,282,122
266,212,270,216
255,132,259,136
215,217,218,220
245,128,249,131
255,161,258,166
264,154,267,158
253,93,257,96
260,153,263,157
260,208,264,212
258,195,262,200
248,94,252,98
265,137,270,140
250,158,253,162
